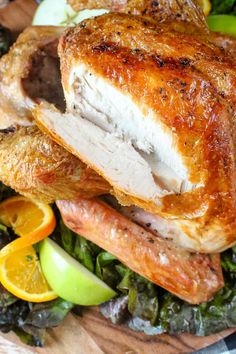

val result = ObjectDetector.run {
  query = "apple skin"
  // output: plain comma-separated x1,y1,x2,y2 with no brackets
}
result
39,238,116,305
32,0,108,26
207,15,236,38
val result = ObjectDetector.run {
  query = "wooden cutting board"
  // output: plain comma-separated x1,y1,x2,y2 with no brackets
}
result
0,1,235,353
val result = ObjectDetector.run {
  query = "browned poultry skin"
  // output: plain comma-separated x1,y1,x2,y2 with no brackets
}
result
0,25,110,203
58,13,236,252
68,0,208,30
0,126,109,204
57,197,224,304
210,32,236,57
0,26,65,129
69,0,236,56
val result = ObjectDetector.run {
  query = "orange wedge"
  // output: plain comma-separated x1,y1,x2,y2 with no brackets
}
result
0,196,56,259
0,245,57,302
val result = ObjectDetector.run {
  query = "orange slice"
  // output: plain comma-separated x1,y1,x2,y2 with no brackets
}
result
0,196,56,259
0,245,57,302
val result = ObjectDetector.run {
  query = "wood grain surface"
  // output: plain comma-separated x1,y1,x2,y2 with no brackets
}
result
0,1,235,353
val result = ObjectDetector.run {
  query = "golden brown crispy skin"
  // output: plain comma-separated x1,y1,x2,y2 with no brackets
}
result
57,197,224,304
0,26,64,129
0,126,110,204
210,32,236,57
0,25,110,203
56,14,236,252
68,0,236,58
68,0,208,30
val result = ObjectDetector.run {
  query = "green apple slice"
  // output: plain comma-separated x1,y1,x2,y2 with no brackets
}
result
32,0,108,26
39,238,116,305
207,15,236,37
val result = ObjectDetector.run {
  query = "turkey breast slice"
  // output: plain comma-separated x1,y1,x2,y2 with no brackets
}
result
35,103,165,203
67,64,196,195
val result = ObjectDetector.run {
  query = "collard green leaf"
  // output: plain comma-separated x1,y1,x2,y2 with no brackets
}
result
211,0,236,14
158,282,236,336
16,327,46,347
24,299,74,328
117,271,159,325
221,248,236,276
100,296,129,324
0,224,16,251
74,236,94,272
0,182,16,202
60,220,96,272
128,317,164,335
0,301,29,329
0,284,17,308
0,26,11,57
95,252,119,288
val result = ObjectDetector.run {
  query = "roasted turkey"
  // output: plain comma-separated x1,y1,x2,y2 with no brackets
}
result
35,11,236,253
0,0,235,303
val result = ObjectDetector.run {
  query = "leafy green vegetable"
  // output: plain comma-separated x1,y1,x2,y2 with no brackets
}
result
0,223,16,252
95,252,119,288
60,220,97,272
0,182,16,202
211,0,236,15
118,270,159,326
0,26,11,57
1,184,236,344
158,281,236,336
15,327,45,348
0,285,74,347
0,284,17,308
221,247,236,275
24,299,74,328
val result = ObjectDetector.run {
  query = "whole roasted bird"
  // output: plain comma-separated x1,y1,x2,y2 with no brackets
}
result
0,0,235,303
36,8,236,254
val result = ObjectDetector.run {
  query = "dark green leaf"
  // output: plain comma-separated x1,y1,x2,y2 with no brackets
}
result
15,327,45,347
100,296,129,324
158,282,236,336
211,0,236,14
60,219,75,256
95,252,117,279
222,249,236,274
24,298,74,328
117,271,159,325
0,284,17,308
0,182,16,202
95,252,119,287
74,236,94,272
0,26,11,57
0,301,29,328
128,317,164,335
59,220,95,272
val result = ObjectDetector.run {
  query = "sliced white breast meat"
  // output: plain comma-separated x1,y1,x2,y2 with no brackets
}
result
66,64,195,196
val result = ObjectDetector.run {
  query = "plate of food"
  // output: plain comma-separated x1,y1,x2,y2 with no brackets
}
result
0,0,235,353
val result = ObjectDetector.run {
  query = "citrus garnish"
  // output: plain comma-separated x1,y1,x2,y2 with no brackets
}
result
198,0,212,16
0,196,56,259
0,245,57,302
